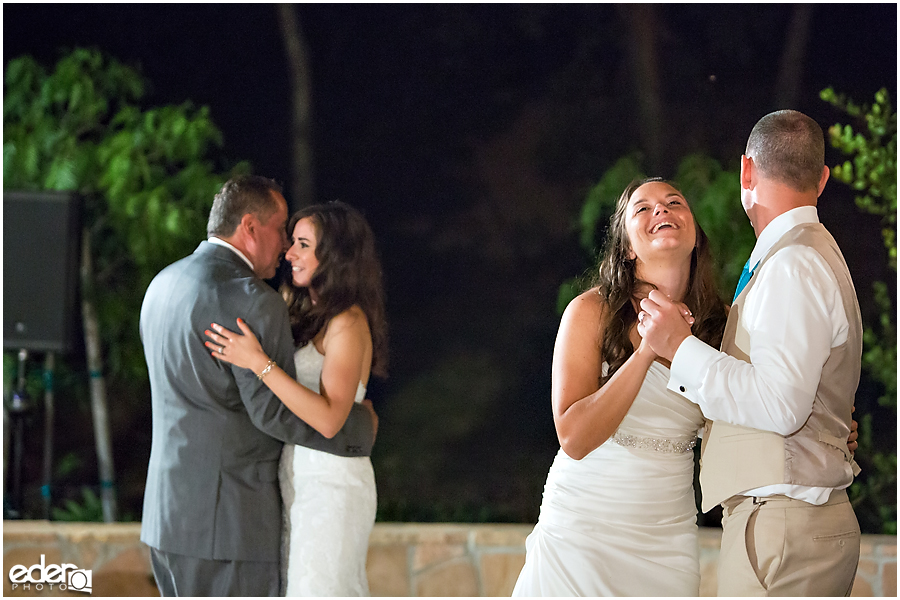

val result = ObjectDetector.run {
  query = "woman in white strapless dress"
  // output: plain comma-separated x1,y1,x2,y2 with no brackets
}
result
512,179,728,596
206,201,388,596
277,342,376,596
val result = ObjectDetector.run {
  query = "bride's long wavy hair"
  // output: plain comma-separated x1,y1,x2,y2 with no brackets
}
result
280,201,389,378
591,177,728,385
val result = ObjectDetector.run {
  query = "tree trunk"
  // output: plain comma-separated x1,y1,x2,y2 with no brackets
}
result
618,4,664,173
80,228,117,522
773,4,813,110
277,4,315,208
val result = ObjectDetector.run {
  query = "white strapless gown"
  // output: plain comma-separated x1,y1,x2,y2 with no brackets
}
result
512,362,705,597
279,343,376,596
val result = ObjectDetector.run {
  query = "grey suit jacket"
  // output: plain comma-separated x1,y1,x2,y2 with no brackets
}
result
139,241,374,562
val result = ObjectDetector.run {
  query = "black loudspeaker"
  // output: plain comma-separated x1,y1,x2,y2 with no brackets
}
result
4,191,82,353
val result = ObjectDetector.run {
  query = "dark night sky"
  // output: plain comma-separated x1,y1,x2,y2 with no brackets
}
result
4,3,897,522
6,4,896,217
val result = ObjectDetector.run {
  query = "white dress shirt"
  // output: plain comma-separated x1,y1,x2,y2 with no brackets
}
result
669,206,851,504
208,236,255,272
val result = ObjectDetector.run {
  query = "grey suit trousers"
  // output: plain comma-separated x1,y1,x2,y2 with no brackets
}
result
150,547,280,597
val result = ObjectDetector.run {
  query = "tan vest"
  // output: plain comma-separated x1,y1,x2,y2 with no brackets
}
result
699,223,862,512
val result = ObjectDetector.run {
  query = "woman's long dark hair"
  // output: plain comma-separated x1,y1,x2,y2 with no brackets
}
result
592,177,728,385
280,201,389,378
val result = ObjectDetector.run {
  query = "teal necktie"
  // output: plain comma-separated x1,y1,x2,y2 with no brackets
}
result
733,260,756,302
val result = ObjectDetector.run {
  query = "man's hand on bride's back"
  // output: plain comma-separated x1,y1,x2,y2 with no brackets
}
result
361,399,379,444
848,406,858,456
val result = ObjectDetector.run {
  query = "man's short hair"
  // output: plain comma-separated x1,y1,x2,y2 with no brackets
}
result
207,175,283,237
745,110,825,192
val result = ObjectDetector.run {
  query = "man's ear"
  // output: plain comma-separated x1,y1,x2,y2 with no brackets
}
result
816,165,830,197
240,213,256,236
740,155,754,191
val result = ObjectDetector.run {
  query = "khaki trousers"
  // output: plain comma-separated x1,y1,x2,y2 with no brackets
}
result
717,489,859,596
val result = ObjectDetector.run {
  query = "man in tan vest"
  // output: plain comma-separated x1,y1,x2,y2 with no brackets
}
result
637,110,862,596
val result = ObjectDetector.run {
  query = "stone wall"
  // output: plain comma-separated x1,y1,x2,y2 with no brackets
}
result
3,521,896,596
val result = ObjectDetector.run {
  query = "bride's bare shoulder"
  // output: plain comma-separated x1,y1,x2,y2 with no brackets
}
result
561,287,610,336
564,287,606,319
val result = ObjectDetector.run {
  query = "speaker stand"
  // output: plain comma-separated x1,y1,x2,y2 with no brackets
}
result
41,352,55,520
3,349,57,520
5,349,31,518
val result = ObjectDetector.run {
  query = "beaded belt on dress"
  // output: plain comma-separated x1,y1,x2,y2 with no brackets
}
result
611,430,697,454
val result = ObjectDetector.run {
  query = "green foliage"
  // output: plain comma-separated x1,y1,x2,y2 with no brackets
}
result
821,87,897,269
822,87,897,534
560,153,754,312
50,487,105,522
49,485,133,522
851,411,897,535
862,281,897,410
54,452,84,479
4,48,248,382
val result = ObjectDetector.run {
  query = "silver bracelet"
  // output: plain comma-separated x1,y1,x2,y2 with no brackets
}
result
257,360,277,380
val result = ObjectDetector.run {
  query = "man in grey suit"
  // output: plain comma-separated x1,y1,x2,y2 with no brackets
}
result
140,175,377,596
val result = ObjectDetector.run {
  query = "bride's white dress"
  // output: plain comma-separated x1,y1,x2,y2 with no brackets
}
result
513,362,705,597
278,343,377,596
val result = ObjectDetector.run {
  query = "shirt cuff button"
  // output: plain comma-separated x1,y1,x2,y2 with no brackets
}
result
679,386,686,392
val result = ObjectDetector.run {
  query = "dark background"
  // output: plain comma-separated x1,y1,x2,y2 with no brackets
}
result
4,4,897,524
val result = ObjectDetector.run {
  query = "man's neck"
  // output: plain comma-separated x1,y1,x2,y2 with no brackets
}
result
748,205,819,268
208,236,255,272
749,179,817,238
